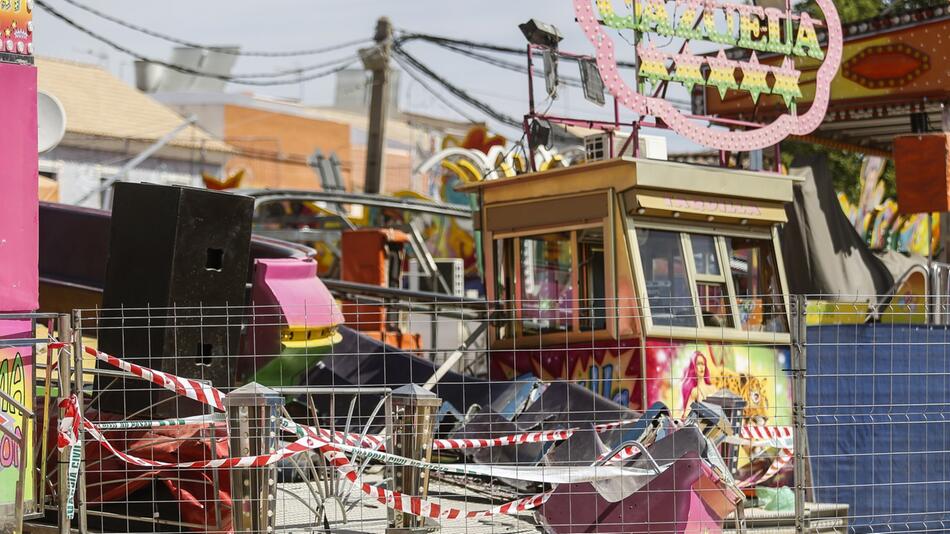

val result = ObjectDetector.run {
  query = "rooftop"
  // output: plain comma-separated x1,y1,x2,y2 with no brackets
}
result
36,57,232,154
153,91,478,149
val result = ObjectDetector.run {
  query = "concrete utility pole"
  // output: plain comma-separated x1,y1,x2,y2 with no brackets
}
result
362,16,393,195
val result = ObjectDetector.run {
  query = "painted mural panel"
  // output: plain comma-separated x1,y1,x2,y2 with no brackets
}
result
490,339,644,410
644,339,792,426
491,338,791,425
491,337,793,485
0,320,34,524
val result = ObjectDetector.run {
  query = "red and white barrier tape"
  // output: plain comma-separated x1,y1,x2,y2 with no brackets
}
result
84,346,636,448
282,419,660,484
85,347,226,412
57,395,83,520
733,425,794,488
60,411,551,519
740,424,792,445
78,342,785,491
432,429,575,450
324,446,553,519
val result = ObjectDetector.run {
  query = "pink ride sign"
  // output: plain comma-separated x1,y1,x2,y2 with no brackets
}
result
573,0,843,151
0,62,38,312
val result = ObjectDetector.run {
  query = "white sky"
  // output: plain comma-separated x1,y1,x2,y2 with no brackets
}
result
33,0,701,150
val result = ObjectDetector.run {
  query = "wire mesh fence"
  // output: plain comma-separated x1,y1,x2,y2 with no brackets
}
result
25,295,950,533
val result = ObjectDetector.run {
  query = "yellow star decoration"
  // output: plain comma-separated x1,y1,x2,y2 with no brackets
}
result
772,58,803,108
738,52,771,104
671,46,706,93
706,50,739,100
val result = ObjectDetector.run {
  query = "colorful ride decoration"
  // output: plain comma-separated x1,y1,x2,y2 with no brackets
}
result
411,126,586,284
242,258,344,386
573,0,843,151
201,168,246,191
705,5,950,149
0,0,32,57
838,156,940,256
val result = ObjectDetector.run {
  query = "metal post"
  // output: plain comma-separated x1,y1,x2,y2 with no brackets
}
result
363,17,393,194
387,385,442,534
225,383,284,534
790,295,808,534
56,314,72,534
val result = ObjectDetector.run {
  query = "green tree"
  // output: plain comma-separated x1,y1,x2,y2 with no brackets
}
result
781,140,896,202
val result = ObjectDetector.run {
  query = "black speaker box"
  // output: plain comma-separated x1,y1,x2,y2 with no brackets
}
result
96,183,253,418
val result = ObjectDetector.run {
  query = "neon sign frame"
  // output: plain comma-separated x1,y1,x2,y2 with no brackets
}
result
572,0,843,151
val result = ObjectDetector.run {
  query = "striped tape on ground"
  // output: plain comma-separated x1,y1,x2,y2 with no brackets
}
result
281,418,662,484
67,412,552,520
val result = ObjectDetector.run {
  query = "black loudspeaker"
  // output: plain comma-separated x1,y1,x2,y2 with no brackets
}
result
97,183,253,418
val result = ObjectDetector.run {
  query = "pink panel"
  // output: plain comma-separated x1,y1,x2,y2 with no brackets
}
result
242,258,344,367
0,63,37,312
251,259,344,327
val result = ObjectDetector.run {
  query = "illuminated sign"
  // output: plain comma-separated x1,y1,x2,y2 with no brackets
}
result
0,0,32,57
573,0,843,151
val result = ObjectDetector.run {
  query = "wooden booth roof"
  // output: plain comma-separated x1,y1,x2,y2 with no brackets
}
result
458,158,799,208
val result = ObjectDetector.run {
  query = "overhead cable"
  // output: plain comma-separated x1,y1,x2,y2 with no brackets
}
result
397,31,639,69
36,0,360,86
52,0,373,57
392,54,482,124
392,43,523,129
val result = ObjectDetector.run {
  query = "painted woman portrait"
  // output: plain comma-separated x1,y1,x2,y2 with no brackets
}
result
680,350,718,417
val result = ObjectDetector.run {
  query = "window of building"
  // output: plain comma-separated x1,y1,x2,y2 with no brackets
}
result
636,229,696,327
493,226,607,338
690,234,735,328
578,229,607,332
520,232,573,334
634,224,787,334
724,236,788,332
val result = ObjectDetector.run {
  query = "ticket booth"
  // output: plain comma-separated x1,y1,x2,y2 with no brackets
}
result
462,158,797,428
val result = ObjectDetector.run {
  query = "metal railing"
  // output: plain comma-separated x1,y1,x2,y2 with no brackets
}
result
20,297,950,533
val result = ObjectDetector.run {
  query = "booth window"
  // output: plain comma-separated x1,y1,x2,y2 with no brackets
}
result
493,227,607,337
521,232,573,334
635,229,697,327
494,239,516,338
578,229,607,331
724,236,788,332
690,234,734,328
634,226,788,333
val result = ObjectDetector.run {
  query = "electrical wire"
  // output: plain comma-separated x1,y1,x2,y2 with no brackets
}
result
36,0,361,85
396,31,639,69
432,41,585,89
51,0,373,57
400,35,694,111
392,43,523,129
392,54,482,124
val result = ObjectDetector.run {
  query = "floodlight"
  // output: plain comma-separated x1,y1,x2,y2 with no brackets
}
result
528,119,552,150
579,59,605,106
519,19,563,49
542,50,559,100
